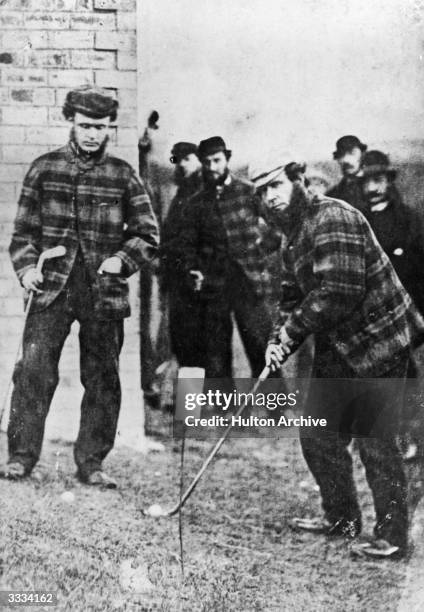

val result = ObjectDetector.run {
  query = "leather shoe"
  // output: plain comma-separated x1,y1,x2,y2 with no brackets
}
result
289,516,360,539
85,470,117,489
0,462,27,480
350,538,403,560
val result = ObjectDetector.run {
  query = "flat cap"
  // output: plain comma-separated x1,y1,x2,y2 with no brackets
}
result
361,150,396,180
63,85,118,120
170,142,198,164
249,151,305,189
333,135,367,159
198,136,231,159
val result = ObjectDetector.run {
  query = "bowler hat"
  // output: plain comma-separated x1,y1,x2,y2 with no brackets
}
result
198,136,231,159
170,142,198,164
333,135,367,159
63,85,118,120
361,150,397,180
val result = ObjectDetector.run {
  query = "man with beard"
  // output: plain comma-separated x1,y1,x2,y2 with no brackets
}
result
179,136,278,379
2,85,159,486
360,150,424,315
257,156,424,559
160,142,203,367
327,135,367,212
360,150,424,460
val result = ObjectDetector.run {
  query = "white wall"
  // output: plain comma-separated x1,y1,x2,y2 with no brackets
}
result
138,0,424,166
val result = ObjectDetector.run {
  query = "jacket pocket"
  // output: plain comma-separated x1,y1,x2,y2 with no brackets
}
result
92,197,124,243
96,272,130,318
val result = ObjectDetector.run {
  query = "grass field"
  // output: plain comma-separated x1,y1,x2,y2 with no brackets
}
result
1,428,423,612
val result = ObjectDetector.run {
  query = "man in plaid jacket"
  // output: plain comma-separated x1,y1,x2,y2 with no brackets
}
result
178,136,281,379
257,155,424,560
2,86,159,487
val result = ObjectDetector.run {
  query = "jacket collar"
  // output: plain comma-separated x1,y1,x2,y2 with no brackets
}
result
65,137,109,168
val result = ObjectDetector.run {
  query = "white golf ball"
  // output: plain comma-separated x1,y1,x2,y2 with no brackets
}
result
60,491,75,503
146,504,164,517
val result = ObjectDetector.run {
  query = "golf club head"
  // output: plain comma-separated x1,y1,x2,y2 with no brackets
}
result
41,245,67,261
36,246,66,271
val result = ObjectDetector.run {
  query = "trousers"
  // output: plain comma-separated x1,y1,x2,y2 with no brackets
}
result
299,339,409,550
200,271,274,379
8,258,124,478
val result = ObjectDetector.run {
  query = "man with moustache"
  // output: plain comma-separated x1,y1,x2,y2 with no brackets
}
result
327,135,367,212
360,150,424,460
360,150,424,315
2,85,159,486
255,155,424,559
160,142,203,366
179,136,278,379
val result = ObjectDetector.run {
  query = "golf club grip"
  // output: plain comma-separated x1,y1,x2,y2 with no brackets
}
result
168,365,271,516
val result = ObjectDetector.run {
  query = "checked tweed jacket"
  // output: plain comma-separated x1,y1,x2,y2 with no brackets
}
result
9,142,159,319
270,194,424,377
179,174,280,298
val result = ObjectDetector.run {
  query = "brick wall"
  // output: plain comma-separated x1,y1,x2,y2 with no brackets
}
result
0,0,141,427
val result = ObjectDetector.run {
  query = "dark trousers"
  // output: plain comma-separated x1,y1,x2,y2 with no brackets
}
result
299,341,409,550
202,275,273,379
8,263,124,478
139,267,170,397
168,285,204,367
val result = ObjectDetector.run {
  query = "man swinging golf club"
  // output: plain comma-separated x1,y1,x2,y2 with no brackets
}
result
2,85,159,487
253,153,424,560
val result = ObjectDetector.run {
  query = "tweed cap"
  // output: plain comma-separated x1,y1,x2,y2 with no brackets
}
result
63,85,119,119
170,142,198,164
198,136,231,159
361,150,396,180
333,135,367,159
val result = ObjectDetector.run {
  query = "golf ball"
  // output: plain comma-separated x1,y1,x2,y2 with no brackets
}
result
60,491,75,503
146,504,164,517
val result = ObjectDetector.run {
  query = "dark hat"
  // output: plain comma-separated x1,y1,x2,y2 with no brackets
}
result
333,135,367,159
198,136,231,159
361,150,397,180
62,85,119,120
170,142,198,164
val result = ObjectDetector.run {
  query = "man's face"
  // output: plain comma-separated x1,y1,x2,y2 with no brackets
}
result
336,146,363,177
178,153,201,178
201,151,228,183
260,174,294,215
362,173,390,205
72,111,111,153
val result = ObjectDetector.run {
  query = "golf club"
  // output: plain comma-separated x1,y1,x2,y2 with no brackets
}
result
0,246,67,431
143,362,276,518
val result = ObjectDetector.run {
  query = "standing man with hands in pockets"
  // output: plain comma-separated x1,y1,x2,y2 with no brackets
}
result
2,85,159,488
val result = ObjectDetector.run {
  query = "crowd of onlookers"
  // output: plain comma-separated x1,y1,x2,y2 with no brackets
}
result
145,133,424,411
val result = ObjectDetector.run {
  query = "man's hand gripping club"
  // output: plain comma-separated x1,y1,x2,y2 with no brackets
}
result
265,326,296,371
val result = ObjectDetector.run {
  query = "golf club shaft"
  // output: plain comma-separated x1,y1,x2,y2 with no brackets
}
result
167,365,271,516
0,246,66,431
0,292,34,430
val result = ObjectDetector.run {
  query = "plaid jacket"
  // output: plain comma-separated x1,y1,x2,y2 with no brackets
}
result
178,174,280,298
9,142,159,319
270,193,424,376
